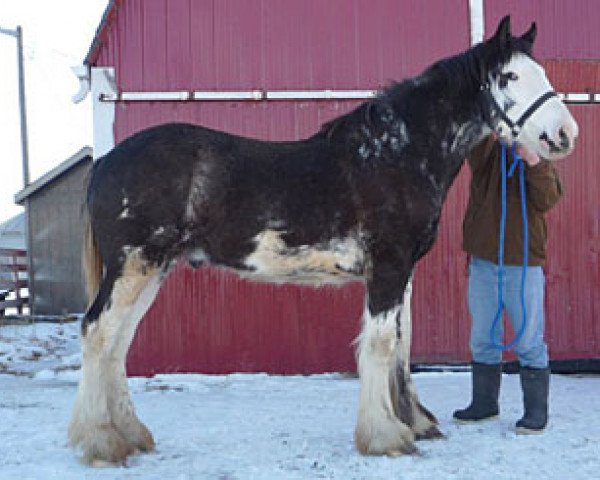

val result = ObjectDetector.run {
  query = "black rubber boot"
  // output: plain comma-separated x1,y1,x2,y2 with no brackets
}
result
516,366,550,434
453,362,502,422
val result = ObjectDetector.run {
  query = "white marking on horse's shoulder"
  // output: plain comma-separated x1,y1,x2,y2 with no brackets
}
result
390,119,409,153
118,208,133,219
397,120,409,142
181,230,192,243
450,123,470,153
359,144,371,160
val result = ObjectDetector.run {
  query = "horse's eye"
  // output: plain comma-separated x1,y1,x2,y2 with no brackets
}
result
499,72,519,88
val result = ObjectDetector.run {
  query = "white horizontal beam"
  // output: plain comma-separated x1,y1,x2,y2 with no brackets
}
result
99,90,600,104
193,90,264,100
558,92,599,103
100,91,191,101
100,89,378,102
266,90,377,100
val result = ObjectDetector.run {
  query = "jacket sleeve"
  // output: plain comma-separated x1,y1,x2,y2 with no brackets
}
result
525,160,563,213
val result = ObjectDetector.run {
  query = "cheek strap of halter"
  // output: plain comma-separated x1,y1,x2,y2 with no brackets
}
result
481,86,558,138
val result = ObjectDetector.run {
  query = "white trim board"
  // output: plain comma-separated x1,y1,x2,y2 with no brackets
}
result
97,89,600,104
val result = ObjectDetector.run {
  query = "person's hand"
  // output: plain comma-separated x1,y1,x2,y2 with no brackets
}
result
515,143,541,167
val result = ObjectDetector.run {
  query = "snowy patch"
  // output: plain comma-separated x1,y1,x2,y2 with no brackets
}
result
0,321,81,377
0,322,598,479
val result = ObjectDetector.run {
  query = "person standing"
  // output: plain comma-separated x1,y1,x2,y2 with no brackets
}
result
453,135,563,433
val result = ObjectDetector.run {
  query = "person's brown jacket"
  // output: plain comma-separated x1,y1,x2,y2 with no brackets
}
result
462,136,563,266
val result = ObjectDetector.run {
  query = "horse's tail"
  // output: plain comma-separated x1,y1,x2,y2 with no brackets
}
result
82,209,102,305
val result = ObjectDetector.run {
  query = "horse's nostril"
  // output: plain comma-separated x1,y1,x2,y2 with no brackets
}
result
558,127,570,150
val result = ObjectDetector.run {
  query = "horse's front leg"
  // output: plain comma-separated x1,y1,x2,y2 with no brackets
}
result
354,263,417,456
391,277,443,441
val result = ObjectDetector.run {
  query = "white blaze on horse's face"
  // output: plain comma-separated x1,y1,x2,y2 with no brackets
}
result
491,53,579,160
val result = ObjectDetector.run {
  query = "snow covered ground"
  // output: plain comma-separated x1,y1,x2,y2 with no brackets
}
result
1,322,599,479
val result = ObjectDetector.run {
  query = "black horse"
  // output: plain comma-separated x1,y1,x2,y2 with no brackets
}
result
69,16,577,465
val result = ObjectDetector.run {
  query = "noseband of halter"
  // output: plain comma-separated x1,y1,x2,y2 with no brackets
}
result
480,83,558,139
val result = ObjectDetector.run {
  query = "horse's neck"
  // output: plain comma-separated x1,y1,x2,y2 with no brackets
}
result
398,77,490,192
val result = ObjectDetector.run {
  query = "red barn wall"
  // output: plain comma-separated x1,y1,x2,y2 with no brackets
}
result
91,0,600,374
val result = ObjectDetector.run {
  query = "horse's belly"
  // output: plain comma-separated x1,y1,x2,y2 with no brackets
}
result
242,230,365,285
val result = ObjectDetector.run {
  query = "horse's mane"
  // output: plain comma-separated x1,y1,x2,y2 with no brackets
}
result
317,33,534,142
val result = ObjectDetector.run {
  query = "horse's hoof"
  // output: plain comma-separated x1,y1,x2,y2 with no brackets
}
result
355,415,416,457
386,442,419,457
116,417,156,452
71,423,135,466
134,426,155,452
415,425,445,441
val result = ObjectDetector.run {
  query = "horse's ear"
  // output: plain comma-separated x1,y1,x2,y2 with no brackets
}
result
492,15,511,45
521,22,537,45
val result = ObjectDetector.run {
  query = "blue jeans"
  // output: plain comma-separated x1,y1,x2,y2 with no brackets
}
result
468,256,549,368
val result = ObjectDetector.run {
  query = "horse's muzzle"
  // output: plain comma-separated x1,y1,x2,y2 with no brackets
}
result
539,122,578,159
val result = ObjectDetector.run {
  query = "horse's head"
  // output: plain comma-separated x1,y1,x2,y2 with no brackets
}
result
483,16,578,160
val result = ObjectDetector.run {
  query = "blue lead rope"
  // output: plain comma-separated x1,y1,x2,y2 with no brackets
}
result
490,142,529,351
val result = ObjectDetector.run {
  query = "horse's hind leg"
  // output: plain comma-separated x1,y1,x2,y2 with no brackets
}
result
391,279,443,440
69,252,162,465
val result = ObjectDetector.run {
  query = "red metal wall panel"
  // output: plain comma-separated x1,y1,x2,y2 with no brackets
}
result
127,266,365,375
484,0,600,60
97,0,470,90
545,105,600,359
543,60,600,92
90,0,599,374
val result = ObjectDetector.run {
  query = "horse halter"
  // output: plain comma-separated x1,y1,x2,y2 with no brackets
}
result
480,82,558,139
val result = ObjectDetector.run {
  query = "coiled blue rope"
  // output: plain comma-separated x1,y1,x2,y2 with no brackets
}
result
490,142,529,350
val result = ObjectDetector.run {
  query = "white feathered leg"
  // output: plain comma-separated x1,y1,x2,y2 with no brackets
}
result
69,255,161,466
354,303,416,456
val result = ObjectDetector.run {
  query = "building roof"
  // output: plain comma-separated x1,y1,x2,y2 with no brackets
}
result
14,146,93,204
0,212,25,250
85,0,123,66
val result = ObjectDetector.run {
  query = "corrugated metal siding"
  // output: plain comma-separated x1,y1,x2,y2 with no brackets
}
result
128,266,364,374
545,105,600,359
543,60,600,92
97,0,470,90
89,0,598,374
485,0,600,60
113,101,365,144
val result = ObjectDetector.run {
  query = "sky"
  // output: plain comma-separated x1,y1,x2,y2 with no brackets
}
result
0,0,108,223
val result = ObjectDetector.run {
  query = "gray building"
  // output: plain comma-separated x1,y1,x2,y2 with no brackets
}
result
15,147,92,315
0,213,25,251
